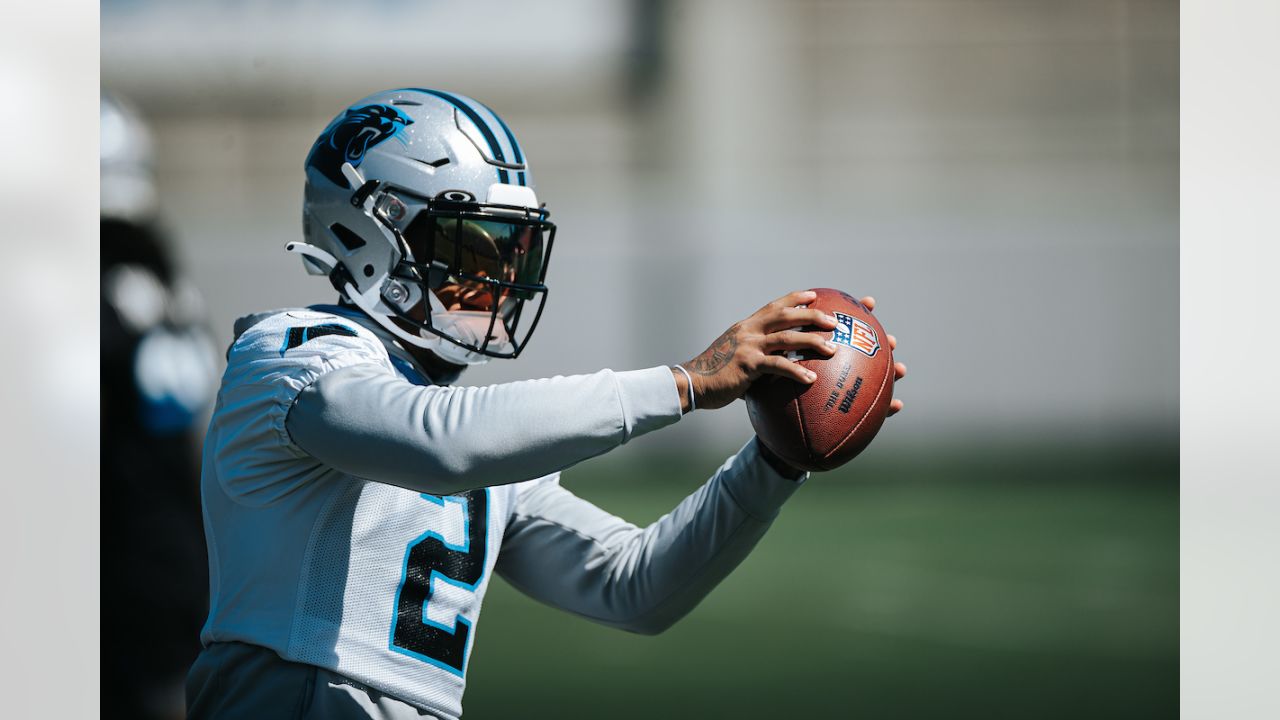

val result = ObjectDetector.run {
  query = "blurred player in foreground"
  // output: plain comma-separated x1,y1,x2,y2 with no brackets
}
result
186,88,906,719
101,92,219,719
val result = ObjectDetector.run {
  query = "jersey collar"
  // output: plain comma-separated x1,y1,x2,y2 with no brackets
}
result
308,303,460,386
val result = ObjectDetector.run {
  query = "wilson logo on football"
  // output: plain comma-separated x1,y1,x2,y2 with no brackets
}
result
831,312,880,357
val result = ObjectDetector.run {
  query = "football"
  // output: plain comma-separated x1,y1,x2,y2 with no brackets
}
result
746,288,895,472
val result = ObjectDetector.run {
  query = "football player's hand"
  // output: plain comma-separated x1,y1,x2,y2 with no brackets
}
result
676,290,840,411
859,295,907,417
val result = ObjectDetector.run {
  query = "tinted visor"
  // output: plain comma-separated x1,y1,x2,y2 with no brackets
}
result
434,219,545,296
402,205,550,316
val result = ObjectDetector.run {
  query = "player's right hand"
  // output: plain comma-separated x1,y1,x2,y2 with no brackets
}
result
675,290,839,411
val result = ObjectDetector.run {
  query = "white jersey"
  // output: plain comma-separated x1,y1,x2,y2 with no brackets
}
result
195,306,807,720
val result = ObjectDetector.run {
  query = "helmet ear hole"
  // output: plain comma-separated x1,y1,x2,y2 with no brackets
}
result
329,223,367,252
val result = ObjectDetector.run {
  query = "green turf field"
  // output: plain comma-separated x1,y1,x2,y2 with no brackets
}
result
463,443,1177,719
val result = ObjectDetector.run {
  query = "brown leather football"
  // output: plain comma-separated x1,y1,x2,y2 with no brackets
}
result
746,288,895,472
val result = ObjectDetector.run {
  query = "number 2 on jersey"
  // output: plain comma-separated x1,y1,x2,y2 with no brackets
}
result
389,489,489,675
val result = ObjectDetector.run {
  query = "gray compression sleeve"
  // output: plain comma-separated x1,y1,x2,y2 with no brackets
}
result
495,438,806,635
285,364,682,494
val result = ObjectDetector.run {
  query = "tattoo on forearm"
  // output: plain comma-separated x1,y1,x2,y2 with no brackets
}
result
689,324,739,375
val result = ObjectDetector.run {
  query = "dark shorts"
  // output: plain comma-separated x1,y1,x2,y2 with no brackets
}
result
186,642,441,720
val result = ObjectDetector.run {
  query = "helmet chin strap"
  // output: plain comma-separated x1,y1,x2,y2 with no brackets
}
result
422,291,515,365
352,284,498,367
284,240,495,366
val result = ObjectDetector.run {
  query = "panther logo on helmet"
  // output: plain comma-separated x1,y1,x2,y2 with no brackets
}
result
306,104,414,188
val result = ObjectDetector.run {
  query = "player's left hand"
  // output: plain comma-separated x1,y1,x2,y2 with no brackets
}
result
858,295,906,417
677,290,840,411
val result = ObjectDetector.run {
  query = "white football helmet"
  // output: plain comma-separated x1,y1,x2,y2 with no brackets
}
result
289,88,555,365
101,92,158,222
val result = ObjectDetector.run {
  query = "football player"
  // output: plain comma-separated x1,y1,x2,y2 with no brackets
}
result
186,88,906,720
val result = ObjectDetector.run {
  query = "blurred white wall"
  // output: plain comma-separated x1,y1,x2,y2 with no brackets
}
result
102,0,1178,451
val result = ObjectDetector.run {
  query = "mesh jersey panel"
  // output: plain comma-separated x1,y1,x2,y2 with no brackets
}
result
199,309,539,720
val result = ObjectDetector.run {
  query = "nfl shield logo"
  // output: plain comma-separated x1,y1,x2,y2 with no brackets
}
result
831,311,880,357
